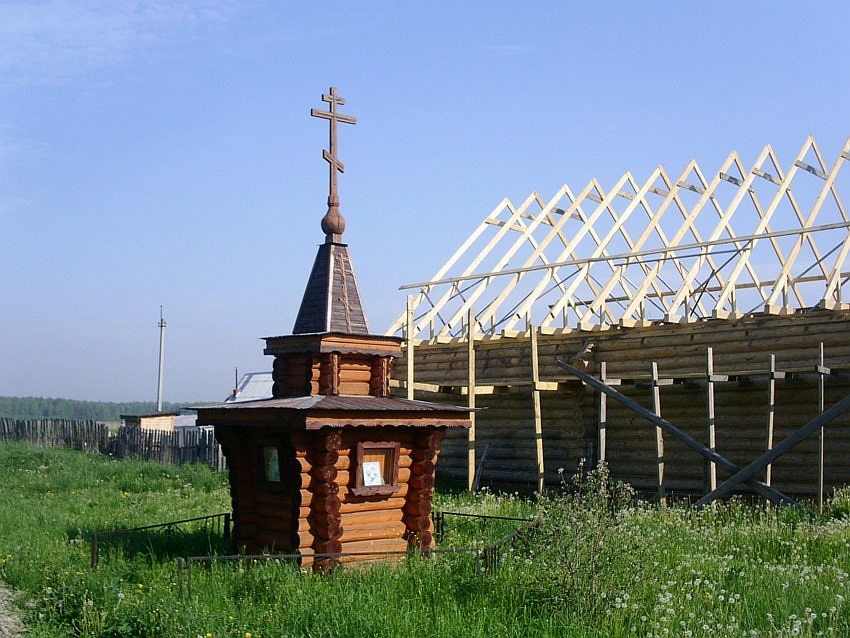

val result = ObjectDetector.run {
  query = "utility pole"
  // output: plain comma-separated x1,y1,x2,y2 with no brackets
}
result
156,306,166,413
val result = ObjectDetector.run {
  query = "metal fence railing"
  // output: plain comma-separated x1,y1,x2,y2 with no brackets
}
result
91,512,231,570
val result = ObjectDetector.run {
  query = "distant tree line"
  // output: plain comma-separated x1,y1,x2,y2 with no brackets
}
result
0,396,205,421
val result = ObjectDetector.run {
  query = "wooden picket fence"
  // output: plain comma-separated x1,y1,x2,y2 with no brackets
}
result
0,418,225,471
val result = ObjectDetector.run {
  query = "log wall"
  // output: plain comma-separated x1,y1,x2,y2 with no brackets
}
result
217,424,444,565
394,309,850,497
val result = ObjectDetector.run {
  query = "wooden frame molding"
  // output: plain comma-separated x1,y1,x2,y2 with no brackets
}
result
351,440,400,497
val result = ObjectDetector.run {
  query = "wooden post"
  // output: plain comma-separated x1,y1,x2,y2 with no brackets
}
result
817,342,828,513
530,325,545,494
406,295,415,401
651,362,666,505
598,362,608,463
765,354,778,490
467,309,476,493
704,348,724,495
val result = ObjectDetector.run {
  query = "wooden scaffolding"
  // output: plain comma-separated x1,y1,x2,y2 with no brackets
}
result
389,136,850,338
386,137,850,503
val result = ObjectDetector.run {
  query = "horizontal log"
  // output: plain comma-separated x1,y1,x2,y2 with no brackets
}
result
338,497,407,515
254,502,295,520
338,381,371,395
299,483,410,504
302,454,415,473
339,520,406,544
339,537,408,558
257,517,296,534
252,488,296,505
339,509,403,528
340,369,373,383
340,361,373,373
303,494,409,516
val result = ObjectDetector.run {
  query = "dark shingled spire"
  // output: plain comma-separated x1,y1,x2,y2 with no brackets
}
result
293,87,369,335
292,242,369,334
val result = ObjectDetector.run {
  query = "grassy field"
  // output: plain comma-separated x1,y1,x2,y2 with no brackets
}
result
0,443,849,637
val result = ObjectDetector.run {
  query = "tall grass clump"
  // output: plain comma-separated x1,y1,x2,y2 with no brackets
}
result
513,461,645,616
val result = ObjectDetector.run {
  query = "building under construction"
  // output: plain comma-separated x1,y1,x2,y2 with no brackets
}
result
387,136,850,504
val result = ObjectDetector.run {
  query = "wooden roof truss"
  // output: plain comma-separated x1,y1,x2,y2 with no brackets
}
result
388,136,850,339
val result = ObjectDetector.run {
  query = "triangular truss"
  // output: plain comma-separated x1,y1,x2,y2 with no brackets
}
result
387,136,850,339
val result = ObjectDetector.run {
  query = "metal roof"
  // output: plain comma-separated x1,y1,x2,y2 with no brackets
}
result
225,371,274,403
197,394,470,413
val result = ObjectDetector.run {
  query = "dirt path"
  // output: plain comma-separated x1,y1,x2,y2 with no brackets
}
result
0,586,24,637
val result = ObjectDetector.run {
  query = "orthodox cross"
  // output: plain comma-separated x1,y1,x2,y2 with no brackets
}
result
311,87,357,243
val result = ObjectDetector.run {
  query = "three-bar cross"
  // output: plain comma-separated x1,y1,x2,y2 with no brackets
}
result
311,87,356,241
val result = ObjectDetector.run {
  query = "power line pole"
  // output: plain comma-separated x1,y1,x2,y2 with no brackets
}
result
156,306,166,413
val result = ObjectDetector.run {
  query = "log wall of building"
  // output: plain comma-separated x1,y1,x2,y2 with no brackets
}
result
218,425,443,564
394,309,850,497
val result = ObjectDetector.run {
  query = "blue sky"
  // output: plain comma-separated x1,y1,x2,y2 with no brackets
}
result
1,1,849,402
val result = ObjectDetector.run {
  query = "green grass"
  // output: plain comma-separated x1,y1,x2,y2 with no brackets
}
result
0,443,849,637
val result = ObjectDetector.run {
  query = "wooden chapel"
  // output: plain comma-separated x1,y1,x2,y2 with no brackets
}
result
195,87,470,568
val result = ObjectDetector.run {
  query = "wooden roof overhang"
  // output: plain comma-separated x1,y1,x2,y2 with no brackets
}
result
194,395,471,430
264,332,403,358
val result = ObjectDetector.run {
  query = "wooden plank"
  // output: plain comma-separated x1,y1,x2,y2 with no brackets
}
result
651,362,666,505
818,342,826,512
765,353,777,490
598,362,608,463
705,348,718,495
406,295,415,400
467,309,476,493
531,326,545,493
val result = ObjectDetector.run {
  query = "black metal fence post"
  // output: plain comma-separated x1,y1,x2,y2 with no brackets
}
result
177,557,184,597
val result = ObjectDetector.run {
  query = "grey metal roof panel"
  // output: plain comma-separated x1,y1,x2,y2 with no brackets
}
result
225,372,274,402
